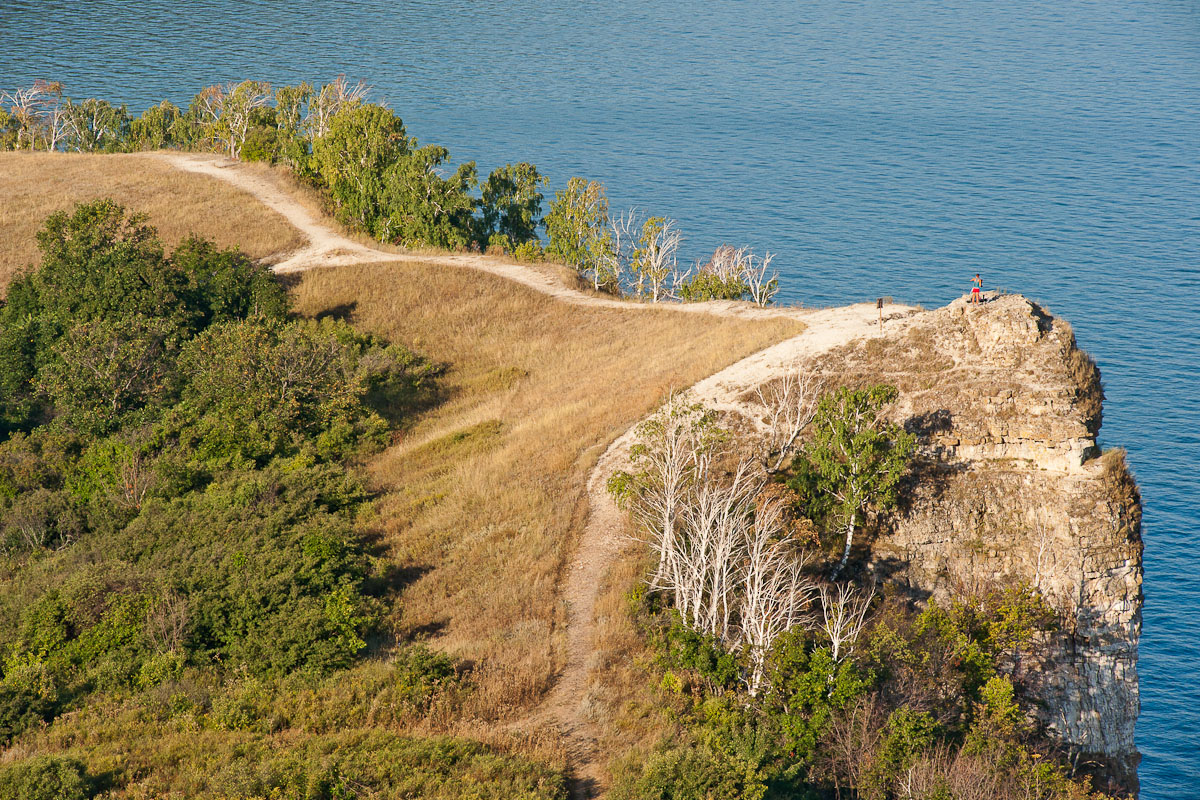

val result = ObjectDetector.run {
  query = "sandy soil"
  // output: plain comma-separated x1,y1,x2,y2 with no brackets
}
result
158,153,919,797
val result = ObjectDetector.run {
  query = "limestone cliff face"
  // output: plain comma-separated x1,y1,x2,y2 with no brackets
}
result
811,295,1142,793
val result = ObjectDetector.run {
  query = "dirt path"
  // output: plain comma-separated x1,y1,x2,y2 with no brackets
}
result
156,153,790,320
537,303,912,796
157,153,918,797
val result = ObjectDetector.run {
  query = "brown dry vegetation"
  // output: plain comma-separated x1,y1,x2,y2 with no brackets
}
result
0,152,305,291
0,157,802,793
289,261,802,728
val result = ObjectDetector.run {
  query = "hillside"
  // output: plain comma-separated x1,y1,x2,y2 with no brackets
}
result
0,153,304,292
0,154,1139,800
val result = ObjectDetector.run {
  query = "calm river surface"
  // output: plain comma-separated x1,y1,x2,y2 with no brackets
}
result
2,0,1197,792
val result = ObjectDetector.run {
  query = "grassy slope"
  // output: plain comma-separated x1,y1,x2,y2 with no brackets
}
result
0,157,803,796
291,261,801,724
0,152,304,293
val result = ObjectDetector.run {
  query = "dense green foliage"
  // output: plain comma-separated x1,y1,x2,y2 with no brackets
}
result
0,202,439,754
544,176,612,280
788,384,916,578
618,585,1098,800
0,755,92,800
188,731,567,800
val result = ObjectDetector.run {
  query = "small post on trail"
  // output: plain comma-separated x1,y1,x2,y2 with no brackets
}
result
877,297,884,333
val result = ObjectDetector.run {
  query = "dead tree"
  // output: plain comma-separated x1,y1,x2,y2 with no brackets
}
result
743,250,780,307
819,582,875,663
2,80,65,150
754,366,824,474
738,491,818,694
673,460,755,640
307,75,370,139
623,395,719,596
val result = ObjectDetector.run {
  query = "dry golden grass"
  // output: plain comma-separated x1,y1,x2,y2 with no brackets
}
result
290,261,802,726
0,152,305,292
0,153,802,791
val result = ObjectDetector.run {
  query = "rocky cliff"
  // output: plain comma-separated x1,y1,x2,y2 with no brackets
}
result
808,294,1142,794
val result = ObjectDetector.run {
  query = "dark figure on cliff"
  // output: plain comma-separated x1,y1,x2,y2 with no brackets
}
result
971,273,983,304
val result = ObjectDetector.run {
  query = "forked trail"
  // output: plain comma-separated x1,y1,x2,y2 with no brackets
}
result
159,153,916,797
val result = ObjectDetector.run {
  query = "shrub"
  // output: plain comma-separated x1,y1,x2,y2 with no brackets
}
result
676,269,749,302
655,612,740,693
394,644,460,712
610,740,768,800
0,755,92,800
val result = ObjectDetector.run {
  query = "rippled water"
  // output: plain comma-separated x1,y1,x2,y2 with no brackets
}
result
2,0,1197,792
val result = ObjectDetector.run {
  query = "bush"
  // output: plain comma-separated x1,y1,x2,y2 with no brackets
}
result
676,270,749,302
655,612,740,693
394,644,461,712
610,741,768,800
0,755,92,800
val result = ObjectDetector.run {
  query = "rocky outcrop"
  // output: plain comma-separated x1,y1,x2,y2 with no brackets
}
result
809,295,1142,794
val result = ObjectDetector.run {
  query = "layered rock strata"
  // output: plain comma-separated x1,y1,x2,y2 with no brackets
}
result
808,295,1142,793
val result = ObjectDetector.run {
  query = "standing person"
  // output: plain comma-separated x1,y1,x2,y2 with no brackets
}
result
971,273,983,304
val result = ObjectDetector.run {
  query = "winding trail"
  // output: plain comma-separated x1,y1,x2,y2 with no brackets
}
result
156,153,783,319
157,153,917,797
536,303,910,796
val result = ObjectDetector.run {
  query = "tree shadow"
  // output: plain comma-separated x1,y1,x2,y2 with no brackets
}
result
904,408,953,437
314,300,358,322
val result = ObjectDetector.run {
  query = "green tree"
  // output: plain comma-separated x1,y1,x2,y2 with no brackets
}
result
176,319,385,465
171,235,289,326
544,177,612,287
36,316,179,436
380,144,477,248
310,103,411,232
129,100,181,150
0,755,91,800
479,162,547,248
0,106,16,150
272,82,314,168
788,385,914,579
0,201,178,423
0,201,288,432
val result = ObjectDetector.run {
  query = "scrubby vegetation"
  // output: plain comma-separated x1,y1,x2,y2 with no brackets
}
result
606,383,1115,799
0,182,802,795
0,201,572,797
1,78,781,304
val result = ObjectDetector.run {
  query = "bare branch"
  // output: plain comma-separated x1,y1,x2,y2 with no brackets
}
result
754,365,825,474
819,582,875,663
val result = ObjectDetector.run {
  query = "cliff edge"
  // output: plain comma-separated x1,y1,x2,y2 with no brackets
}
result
809,294,1142,794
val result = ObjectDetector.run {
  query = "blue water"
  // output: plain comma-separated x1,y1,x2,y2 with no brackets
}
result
2,1,1197,792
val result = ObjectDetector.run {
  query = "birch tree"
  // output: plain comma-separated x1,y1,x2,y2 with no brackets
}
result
632,215,683,302
62,97,130,152
754,366,824,474
544,177,613,290
790,385,915,580
221,80,273,158
188,84,226,152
